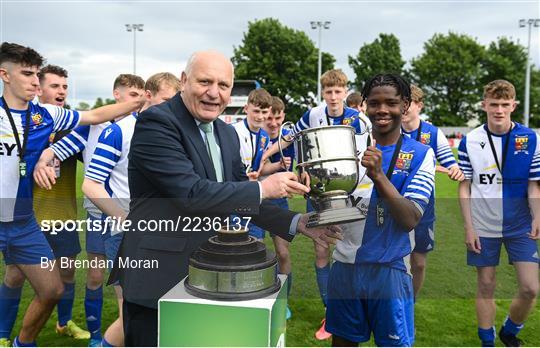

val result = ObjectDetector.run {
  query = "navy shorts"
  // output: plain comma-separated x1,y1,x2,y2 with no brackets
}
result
413,219,435,253
248,224,265,239
467,234,539,267
326,261,415,347
306,198,316,213
45,226,82,258
1,216,54,265
102,230,122,268
86,213,106,255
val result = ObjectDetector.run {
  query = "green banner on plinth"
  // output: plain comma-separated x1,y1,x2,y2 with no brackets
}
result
159,275,288,347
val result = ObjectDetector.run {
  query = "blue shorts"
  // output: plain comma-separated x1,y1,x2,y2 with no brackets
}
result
413,220,435,253
45,226,82,258
326,262,414,347
86,213,106,255
467,235,539,267
248,224,265,239
101,230,122,265
306,198,316,213
270,198,289,210
1,216,54,265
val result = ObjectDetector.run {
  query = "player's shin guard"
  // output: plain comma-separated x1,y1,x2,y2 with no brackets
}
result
315,264,330,307
0,283,22,339
478,326,496,347
85,286,103,340
502,316,524,336
57,282,75,326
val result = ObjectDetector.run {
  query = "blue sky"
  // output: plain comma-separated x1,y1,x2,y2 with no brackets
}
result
1,0,539,105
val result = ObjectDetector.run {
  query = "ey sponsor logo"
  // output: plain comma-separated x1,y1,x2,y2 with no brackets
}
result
514,135,529,154
396,152,414,170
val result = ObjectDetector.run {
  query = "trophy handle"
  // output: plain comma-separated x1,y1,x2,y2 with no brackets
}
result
355,115,374,184
278,121,296,172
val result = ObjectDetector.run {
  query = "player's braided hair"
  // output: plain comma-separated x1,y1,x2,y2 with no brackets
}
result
360,73,411,104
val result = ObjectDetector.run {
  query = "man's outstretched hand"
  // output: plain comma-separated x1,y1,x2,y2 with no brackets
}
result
296,213,343,248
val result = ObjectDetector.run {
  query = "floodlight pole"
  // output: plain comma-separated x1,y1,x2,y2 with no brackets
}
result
310,21,331,105
125,24,144,74
519,18,540,127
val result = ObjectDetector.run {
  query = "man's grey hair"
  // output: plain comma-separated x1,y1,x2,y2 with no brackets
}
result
183,50,234,76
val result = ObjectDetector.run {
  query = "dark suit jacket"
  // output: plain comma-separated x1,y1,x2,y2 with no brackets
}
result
114,93,297,309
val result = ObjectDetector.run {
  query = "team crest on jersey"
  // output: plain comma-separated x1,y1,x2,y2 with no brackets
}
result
420,132,431,145
343,117,352,126
514,135,529,154
260,137,267,148
31,112,43,125
396,152,414,170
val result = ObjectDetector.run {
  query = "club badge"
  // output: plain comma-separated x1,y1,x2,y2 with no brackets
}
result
396,152,414,170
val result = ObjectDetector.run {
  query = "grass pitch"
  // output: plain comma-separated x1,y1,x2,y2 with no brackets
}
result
1,168,539,346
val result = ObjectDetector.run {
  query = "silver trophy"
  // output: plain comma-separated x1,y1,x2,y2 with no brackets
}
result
279,118,373,227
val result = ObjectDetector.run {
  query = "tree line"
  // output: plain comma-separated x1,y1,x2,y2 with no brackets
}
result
81,17,539,127
233,18,540,127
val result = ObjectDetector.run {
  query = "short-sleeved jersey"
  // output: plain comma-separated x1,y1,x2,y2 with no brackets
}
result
294,105,365,134
402,120,457,225
232,119,270,172
333,136,436,273
51,122,111,217
0,99,80,222
33,130,78,223
458,122,540,238
85,113,137,214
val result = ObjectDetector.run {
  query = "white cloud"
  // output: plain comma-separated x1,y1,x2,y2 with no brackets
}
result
1,0,538,104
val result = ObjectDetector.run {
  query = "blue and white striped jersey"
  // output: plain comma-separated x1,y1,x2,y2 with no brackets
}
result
85,113,137,214
334,136,436,274
293,105,365,134
402,121,457,169
402,120,457,225
0,99,80,222
232,119,270,172
51,122,111,217
458,122,540,238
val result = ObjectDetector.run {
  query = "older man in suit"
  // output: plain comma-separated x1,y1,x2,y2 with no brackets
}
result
115,51,342,346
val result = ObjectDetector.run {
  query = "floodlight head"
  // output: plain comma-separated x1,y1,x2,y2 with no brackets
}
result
125,24,133,31
310,21,317,29
534,19,540,27
519,19,526,28
137,24,144,31
324,21,331,29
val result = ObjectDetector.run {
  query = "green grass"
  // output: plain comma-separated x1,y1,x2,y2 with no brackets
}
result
1,165,539,346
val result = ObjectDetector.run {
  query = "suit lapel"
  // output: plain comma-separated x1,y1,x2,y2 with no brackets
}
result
171,94,217,181
214,120,233,181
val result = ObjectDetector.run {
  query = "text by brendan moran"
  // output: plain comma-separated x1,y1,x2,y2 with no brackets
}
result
41,257,159,270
